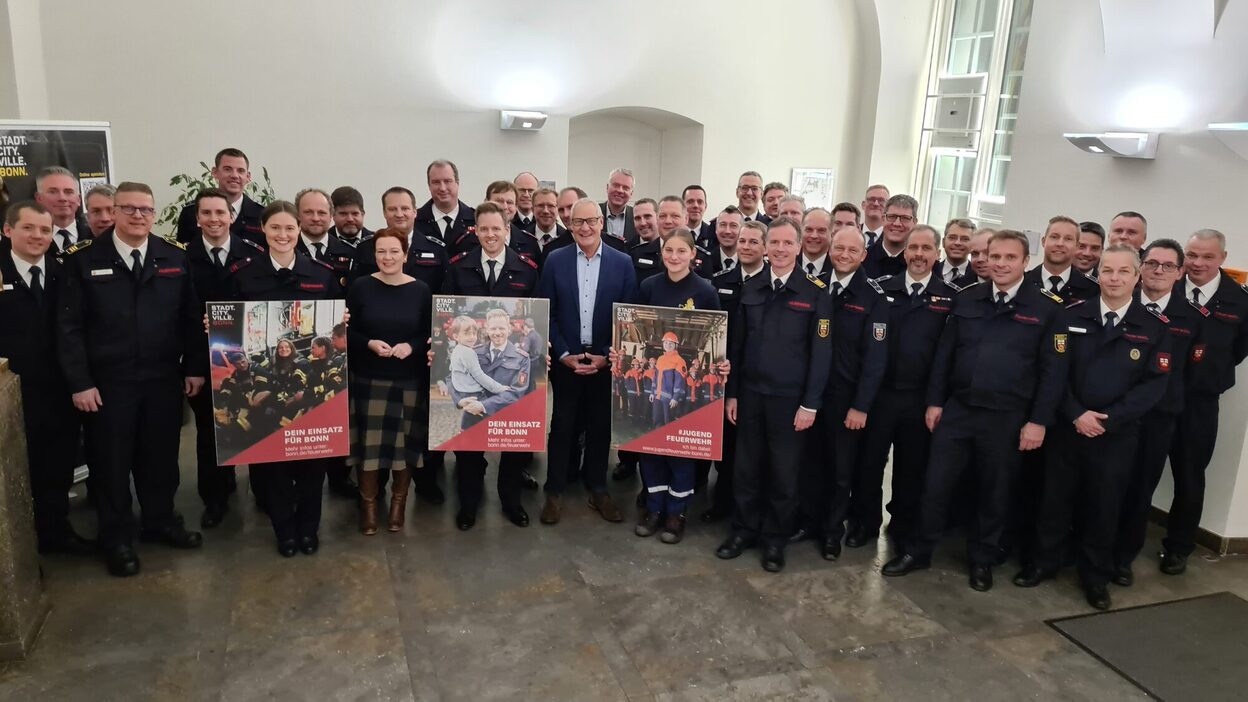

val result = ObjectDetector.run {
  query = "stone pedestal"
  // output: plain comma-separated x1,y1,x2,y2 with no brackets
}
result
0,359,49,660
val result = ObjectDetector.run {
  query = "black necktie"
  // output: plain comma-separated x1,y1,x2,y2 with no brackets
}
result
490,349,498,364
725,258,734,270
541,233,553,248
1104,311,1118,330
29,265,43,303
1192,288,1202,305
806,262,816,276
1048,275,1062,293
832,282,843,297
996,291,1008,308
312,242,324,260
947,265,959,282
130,250,143,281
58,229,73,251
443,215,454,238
1146,302,1161,315
911,282,923,297
211,246,225,268
486,259,497,289
773,277,784,292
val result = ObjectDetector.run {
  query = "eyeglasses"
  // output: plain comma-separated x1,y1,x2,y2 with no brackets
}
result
737,186,762,192
516,188,537,195
117,205,157,217
864,197,887,205
569,217,602,228
884,213,915,223
1142,260,1179,273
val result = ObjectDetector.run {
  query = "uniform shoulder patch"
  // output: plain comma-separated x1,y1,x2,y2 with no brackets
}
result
240,238,264,251
448,252,468,265
712,267,734,278
63,238,93,255
867,277,886,295
160,235,187,251
229,257,253,273
1040,288,1065,305
956,280,981,293
427,236,445,247
695,245,711,255
1064,298,1086,309
1144,303,1170,324
522,255,539,269
806,273,826,288
311,259,334,271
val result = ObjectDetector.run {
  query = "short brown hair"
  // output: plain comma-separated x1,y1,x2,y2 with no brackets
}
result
474,201,507,225
767,215,801,238
990,229,1030,255
4,200,49,228
331,186,365,212
485,180,517,199
1045,215,1079,235
763,181,789,196
194,188,230,210
533,187,558,203
295,188,332,211
633,197,658,213
114,181,154,198
831,201,862,224
214,148,249,168
944,217,976,234
260,200,298,226
427,159,459,182
381,186,416,209
372,227,409,255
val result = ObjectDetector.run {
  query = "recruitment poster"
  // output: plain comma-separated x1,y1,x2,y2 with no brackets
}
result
0,120,114,213
207,300,349,465
429,294,550,452
611,303,729,461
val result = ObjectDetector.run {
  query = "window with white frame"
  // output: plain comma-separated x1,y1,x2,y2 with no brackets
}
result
916,0,1033,227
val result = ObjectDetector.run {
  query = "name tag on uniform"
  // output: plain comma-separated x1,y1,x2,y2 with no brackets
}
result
1,284,12,291
91,268,114,276
420,252,435,259
638,258,654,265
1069,326,1088,334
718,288,735,295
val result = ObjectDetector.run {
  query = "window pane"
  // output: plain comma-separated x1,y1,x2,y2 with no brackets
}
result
978,0,999,32
974,37,995,73
952,0,980,37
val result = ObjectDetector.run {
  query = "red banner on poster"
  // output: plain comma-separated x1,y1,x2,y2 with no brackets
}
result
227,393,350,464
432,389,547,452
617,400,724,460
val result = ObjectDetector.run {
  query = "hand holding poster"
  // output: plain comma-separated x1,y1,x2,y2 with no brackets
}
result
207,300,349,465
428,295,550,452
611,303,729,460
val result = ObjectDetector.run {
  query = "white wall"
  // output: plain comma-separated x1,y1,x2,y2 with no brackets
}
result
567,115,664,202
1007,0,1248,543
31,0,866,231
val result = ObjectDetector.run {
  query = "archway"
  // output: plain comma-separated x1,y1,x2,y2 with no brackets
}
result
567,107,704,199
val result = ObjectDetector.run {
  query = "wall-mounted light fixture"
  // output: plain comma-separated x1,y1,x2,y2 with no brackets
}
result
500,110,547,131
1209,122,1248,162
1062,131,1160,159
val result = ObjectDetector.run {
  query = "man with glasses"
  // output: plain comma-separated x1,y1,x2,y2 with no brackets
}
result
860,185,890,248
933,218,977,288
733,171,768,223
59,182,207,577
863,194,917,280
1154,229,1248,575
1112,239,1199,585
512,172,540,233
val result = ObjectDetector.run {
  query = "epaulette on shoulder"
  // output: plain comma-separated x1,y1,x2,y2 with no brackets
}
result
311,258,334,271
522,255,538,269
695,244,711,256
1065,298,1087,309
448,251,468,265
240,238,264,251
1144,303,1170,324
62,238,92,255
867,277,886,295
514,228,537,241
806,273,826,289
1040,288,1065,305
712,267,734,278
160,235,187,251
229,257,253,274
427,236,445,247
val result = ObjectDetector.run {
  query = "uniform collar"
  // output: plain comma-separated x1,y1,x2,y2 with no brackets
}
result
1186,274,1220,303
993,278,1023,303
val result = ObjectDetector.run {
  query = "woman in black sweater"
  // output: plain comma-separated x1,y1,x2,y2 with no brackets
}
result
626,228,728,544
345,229,432,534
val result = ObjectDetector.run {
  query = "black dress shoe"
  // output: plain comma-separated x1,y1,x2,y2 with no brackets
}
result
277,539,298,558
821,537,842,561
761,545,786,573
1012,566,1057,588
139,524,203,549
1085,583,1112,610
456,509,476,531
969,564,993,592
415,485,446,505
844,527,875,548
39,528,98,556
788,526,816,543
882,553,931,576
298,535,319,555
503,505,530,528
611,462,636,482
1112,566,1134,587
105,545,140,577
200,503,228,529
520,470,540,490
716,534,753,560
1159,551,1187,575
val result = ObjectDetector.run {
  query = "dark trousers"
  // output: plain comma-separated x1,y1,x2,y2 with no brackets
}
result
1114,410,1179,568
910,400,1025,565
417,450,444,492
188,387,236,508
850,388,930,543
21,383,80,543
257,458,328,542
706,419,738,512
640,455,696,515
545,364,611,495
455,450,526,513
84,377,184,548
1163,393,1220,556
820,392,868,540
731,393,804,548
1034,426,1138,587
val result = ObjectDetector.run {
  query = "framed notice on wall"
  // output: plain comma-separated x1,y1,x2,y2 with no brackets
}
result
790,167,835,210
0,120,114,214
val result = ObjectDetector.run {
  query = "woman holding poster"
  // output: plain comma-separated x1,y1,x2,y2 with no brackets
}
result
614,228,729,544
227,201,342,557
344,229,432,535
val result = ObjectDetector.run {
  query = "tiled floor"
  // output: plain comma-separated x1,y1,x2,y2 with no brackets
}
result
2,428,1246,701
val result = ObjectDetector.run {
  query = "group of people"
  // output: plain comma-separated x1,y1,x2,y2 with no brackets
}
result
1,150,1244,614
614,347,724,430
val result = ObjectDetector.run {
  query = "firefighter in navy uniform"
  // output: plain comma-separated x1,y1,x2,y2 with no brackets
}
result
796,221,889,561
227,200,343,558
1014,246,1173,610
441,202,541,530
716,216,834,573
1113,239,1199,584
58,182,208,578
0,202,95,555
1156,229,1248,575
700,220,769,522
883,230,1068,592
1023,217,1101,303
185,189,265,528
850,225,959,552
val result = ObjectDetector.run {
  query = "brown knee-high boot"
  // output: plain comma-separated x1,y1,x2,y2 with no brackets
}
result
359,470,380,536
388,468,412,532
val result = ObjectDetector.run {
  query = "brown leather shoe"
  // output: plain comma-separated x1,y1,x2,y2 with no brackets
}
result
589,492,624,522
539,495,561,525
387,469,411,532
659,514,686,544
359,470,380,536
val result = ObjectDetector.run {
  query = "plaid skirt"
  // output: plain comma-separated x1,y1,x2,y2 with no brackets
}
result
349,376,428,471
